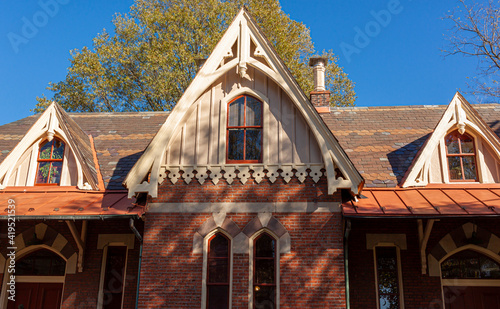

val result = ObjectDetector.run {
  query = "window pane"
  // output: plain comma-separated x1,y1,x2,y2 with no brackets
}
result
17,249,65,276
208,259,229,283
481,257,500,278
37,162,51,183
228,97,244,127
442,250,500,279
52,140,65,159
209,234,229,258
378,270,399,294
228,129,244,160
49,162,63,184
246,97,262,126
460,135,474,153
446,133,460,154
379,294,399,309
254,285,275,309
207,285,229,309
255,259,275,284
245,129,261,161
255,234,275,258
462,156,477,180
39,141,53,159
103,246,127,309
448,156,462,180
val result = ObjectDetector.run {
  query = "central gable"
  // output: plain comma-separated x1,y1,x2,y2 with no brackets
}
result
124,8,363,198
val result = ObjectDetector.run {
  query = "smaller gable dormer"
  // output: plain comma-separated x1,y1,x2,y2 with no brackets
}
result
402,93,500,187
0,102,103,190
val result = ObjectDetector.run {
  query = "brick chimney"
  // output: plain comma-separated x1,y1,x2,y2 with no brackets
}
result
309,57,330,113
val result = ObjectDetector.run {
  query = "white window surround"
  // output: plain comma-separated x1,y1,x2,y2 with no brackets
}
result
373,244,405,309
97,235,133,309
248,228,280,309
201,229,234,309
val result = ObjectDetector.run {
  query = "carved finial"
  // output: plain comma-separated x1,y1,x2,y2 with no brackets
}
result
46,131,54,142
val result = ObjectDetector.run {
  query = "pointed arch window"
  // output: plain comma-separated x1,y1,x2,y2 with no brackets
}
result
445,131,477,181
227,95,263,163
253,232,277,309
206,233,231,309
36,139,65,185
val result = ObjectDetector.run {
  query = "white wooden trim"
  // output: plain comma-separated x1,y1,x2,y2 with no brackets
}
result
403,93,500,187
124,8,363,197
15,276,65,283
442,279,500,287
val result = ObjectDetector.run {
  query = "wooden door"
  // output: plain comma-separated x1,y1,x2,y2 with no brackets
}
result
7,282,62,309
444,286,500,309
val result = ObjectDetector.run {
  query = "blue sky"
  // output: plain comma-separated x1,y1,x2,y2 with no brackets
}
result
0,0,485,126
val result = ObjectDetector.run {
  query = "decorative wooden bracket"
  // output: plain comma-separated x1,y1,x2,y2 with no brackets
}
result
66,220,88,272
418,219,435,275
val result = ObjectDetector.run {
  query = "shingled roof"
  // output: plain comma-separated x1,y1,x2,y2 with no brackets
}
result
322,104,500,188
1,103,500,190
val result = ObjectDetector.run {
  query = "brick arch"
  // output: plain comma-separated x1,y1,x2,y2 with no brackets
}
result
242,214,291,254
192,213,241,254
428,222,500,276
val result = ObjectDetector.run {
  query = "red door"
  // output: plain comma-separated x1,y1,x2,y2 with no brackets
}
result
7,282,62,309
444,286,500,309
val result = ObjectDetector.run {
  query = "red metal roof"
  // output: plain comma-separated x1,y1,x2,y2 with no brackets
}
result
0,187,143,219
343,185,500,217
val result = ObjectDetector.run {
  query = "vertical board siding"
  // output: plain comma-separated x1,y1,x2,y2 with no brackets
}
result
165,69,324,166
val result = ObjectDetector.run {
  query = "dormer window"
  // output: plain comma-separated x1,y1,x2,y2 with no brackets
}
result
445,131,477,181
227,95,262,163
36,139,65,185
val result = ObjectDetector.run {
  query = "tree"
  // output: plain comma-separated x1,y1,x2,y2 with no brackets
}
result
35,0,356,112
444,0,500,100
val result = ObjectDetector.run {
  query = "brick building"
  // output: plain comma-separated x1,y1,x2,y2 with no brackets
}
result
1,7,500,309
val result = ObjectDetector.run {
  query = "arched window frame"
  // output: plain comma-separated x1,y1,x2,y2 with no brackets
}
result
226,95,263,163
35,138,66,186
439,245,500,286
249,229,280,309
202,229,233,309
444,130,478,182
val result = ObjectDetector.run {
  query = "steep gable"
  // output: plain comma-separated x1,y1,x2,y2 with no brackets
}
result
0,102,102,190
124,8,363,198
402,93,500,187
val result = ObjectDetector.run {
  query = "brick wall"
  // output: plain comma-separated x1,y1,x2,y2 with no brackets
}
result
0,219,142,309
138,212,346,309
347,218,500,309
154,175,340,203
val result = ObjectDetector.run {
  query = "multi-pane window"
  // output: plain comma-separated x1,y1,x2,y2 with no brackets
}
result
16,249,66,276
253,233,276,309
445,131,477,181
36,139,65,185
227,95,262,163
207,233,230,309
441,249,500,279
375,246,402,309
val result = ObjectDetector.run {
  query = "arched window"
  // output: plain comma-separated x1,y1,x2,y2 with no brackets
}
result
253,232,277,309
227,95,262,163
36,139,65,185
442,250,500,279
16,249,66,276
207,233,230,309
445,131,477,181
